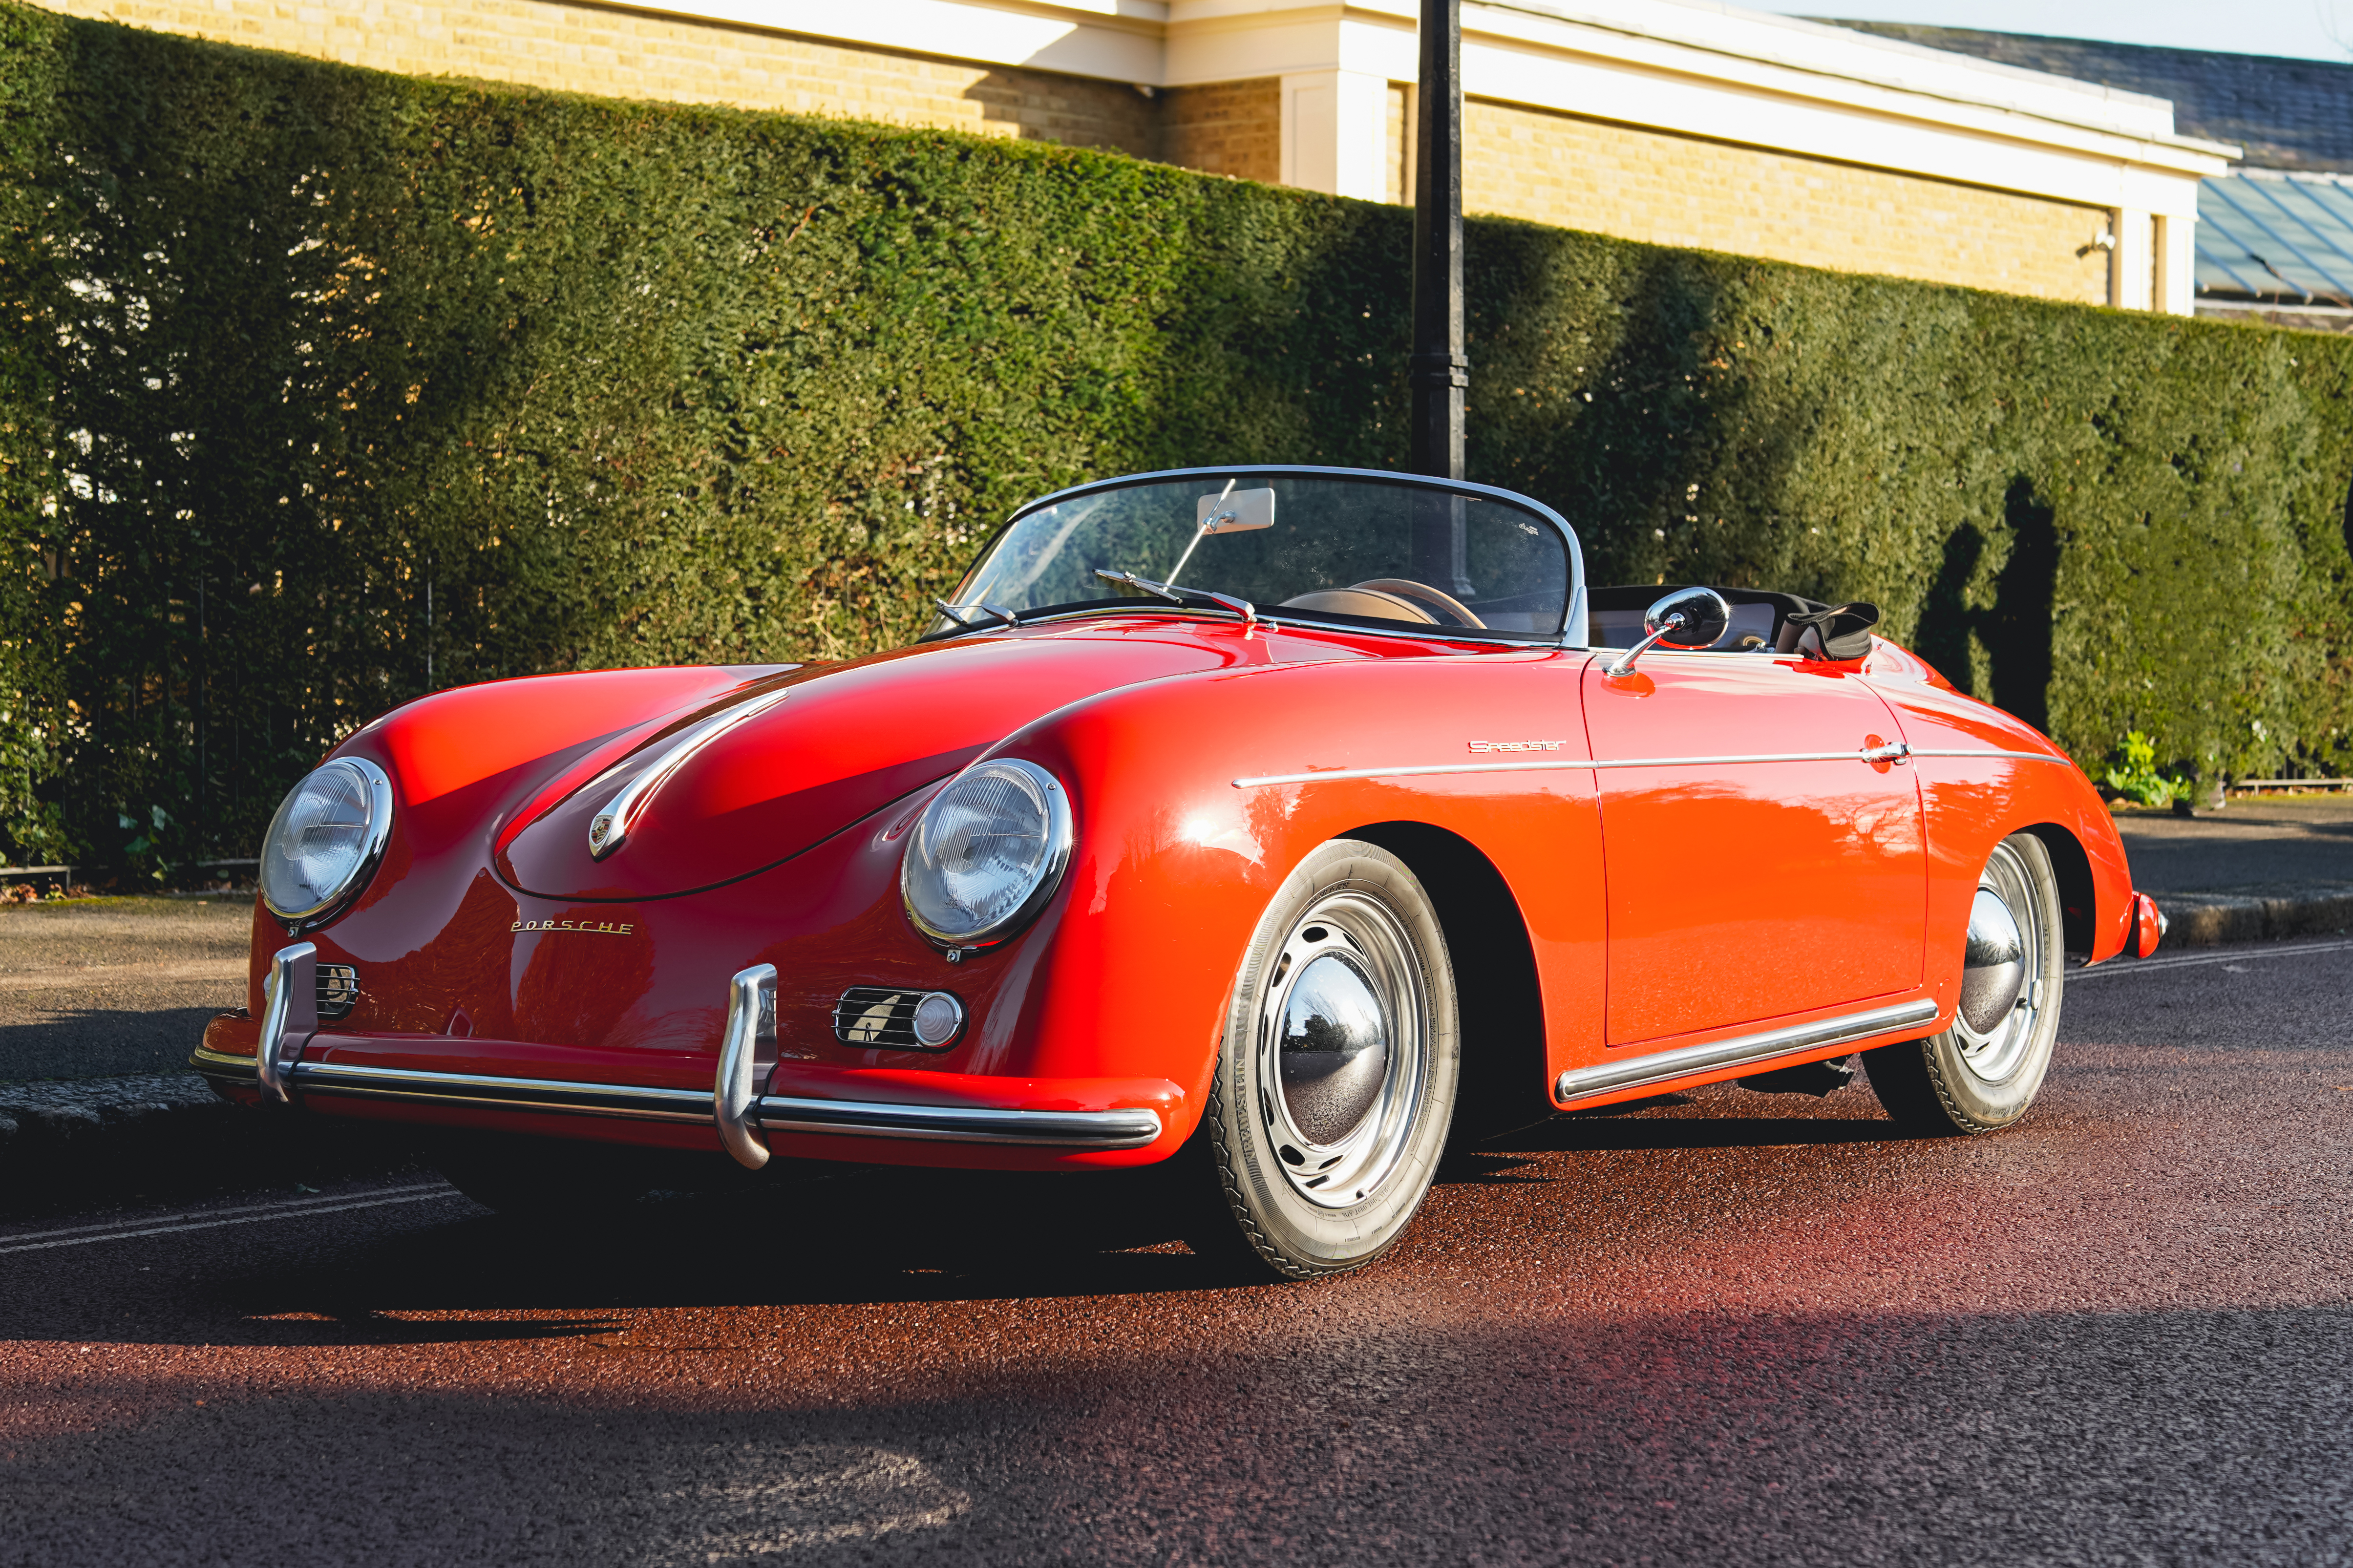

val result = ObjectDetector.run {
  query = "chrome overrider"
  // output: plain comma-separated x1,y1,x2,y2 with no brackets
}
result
192,950,1164,1156
253,941,318,1103
715,964,775,1170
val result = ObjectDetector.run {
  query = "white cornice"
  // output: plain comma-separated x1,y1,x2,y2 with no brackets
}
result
1166,0,2233,174
617,0,2235,207
1461,0,2239,163
618,0,1166,81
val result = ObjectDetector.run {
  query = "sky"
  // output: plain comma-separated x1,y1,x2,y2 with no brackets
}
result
1755,1,2353,60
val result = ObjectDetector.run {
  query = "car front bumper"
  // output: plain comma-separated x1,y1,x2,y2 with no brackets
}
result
192,950,1177,1165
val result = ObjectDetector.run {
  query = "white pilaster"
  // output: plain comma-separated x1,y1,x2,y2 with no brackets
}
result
2153,213,2196,316
1279,68,1392,200
2109,208,2154,310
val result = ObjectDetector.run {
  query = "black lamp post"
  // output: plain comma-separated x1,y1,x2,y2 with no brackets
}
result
1409,0,1464,482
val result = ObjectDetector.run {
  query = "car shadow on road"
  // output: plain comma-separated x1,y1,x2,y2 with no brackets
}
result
195,1166,1257,1337
1484,1112,1908,1154
1461,1081,1915,1159
214,1101,1916,1337
12,1086,1929,1345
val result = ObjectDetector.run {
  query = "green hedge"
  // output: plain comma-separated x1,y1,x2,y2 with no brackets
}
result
3,5,2352,872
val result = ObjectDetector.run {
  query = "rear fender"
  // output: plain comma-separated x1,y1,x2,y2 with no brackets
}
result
1864,668,2136,989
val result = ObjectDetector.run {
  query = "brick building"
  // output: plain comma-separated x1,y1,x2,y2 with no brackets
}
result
31,0,2234,313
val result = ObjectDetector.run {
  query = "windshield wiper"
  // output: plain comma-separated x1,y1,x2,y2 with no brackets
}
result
1093,570,1258,635
933,599,1020,635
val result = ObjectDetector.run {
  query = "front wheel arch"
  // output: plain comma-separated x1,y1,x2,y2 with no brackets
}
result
1345,822,1549,1139
2020,822,2096,954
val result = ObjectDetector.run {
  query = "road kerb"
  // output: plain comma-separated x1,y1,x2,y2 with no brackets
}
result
2150,882,2353,949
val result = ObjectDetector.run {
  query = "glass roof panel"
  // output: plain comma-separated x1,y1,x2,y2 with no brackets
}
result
2197,172,2353,305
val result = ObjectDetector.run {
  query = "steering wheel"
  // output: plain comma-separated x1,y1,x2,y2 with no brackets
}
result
1275,578,1487,630
1345,579,1485,629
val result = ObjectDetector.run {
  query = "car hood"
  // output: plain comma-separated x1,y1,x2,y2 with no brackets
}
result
494,627,1241,900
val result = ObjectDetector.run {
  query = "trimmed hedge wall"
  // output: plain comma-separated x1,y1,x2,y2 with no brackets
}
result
3,5,2353,871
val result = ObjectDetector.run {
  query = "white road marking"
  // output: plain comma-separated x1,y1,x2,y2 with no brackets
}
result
0,1181,453,1242
0,1182,464,1254
2071,939,2353,980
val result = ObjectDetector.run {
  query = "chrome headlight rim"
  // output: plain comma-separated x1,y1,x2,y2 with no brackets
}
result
259,756,396,928
900,757,1075,950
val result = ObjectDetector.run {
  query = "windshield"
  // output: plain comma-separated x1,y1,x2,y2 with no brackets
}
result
938,468,1582,641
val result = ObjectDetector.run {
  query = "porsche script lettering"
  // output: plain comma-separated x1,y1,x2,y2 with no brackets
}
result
510,919,636,935
1467,740,1566,753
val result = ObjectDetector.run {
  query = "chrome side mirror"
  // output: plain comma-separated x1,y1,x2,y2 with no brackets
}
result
1603,587,1731,676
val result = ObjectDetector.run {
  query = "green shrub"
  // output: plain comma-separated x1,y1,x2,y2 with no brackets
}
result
2100,730,2192,808
1,5,2351,869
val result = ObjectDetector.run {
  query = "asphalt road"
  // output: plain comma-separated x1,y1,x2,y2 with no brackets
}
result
1,936,2348,1566
2115,793,2353,891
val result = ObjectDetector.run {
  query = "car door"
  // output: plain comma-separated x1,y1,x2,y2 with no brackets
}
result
1581,650,1926,1047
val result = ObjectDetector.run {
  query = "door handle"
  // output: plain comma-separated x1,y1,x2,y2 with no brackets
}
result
1860,740,1910,765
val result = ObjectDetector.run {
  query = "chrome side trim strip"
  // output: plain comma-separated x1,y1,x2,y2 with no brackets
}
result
716,965,775,1170
1232,747,2065,789
756,1096,1164,1150
291,1062,715,1122
587,685,794,860
1555,997,1940,1104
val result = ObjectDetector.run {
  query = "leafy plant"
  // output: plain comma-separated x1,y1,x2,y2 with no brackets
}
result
2101,731,2191,808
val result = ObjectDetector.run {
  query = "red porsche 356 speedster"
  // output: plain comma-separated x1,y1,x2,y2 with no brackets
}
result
194,466,2162,1277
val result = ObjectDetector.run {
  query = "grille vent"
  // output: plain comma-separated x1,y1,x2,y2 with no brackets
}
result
832,987,962,1050
317,964,361,1020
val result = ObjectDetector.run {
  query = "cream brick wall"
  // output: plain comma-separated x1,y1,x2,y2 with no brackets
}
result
1466,99,2115,306
1161,77,1279,184
29,0,1163,156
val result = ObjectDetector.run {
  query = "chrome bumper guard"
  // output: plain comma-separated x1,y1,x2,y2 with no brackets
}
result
254,941,318,1102
192,960,1163,1160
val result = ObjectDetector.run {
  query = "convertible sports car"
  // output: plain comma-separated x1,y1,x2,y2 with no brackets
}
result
194,466,2164,1277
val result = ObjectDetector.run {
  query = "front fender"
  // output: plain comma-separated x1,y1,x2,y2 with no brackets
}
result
977,651,1608,1125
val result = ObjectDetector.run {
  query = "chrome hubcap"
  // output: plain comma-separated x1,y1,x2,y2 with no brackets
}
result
1958,888,2025,1034
1254,889,1429,1208
1951,842,2052,1084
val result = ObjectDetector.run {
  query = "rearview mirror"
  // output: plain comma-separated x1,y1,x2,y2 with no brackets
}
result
1604,586,1733,677
1198,487,1276,534
1645,587,1731,649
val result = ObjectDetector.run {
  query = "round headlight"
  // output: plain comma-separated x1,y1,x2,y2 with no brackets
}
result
259,758,394,924
900,758,1073,948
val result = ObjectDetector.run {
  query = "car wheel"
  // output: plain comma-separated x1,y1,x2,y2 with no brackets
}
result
1191,839,1460,1279
1864,831,2065,1134
430,1135,658,1220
